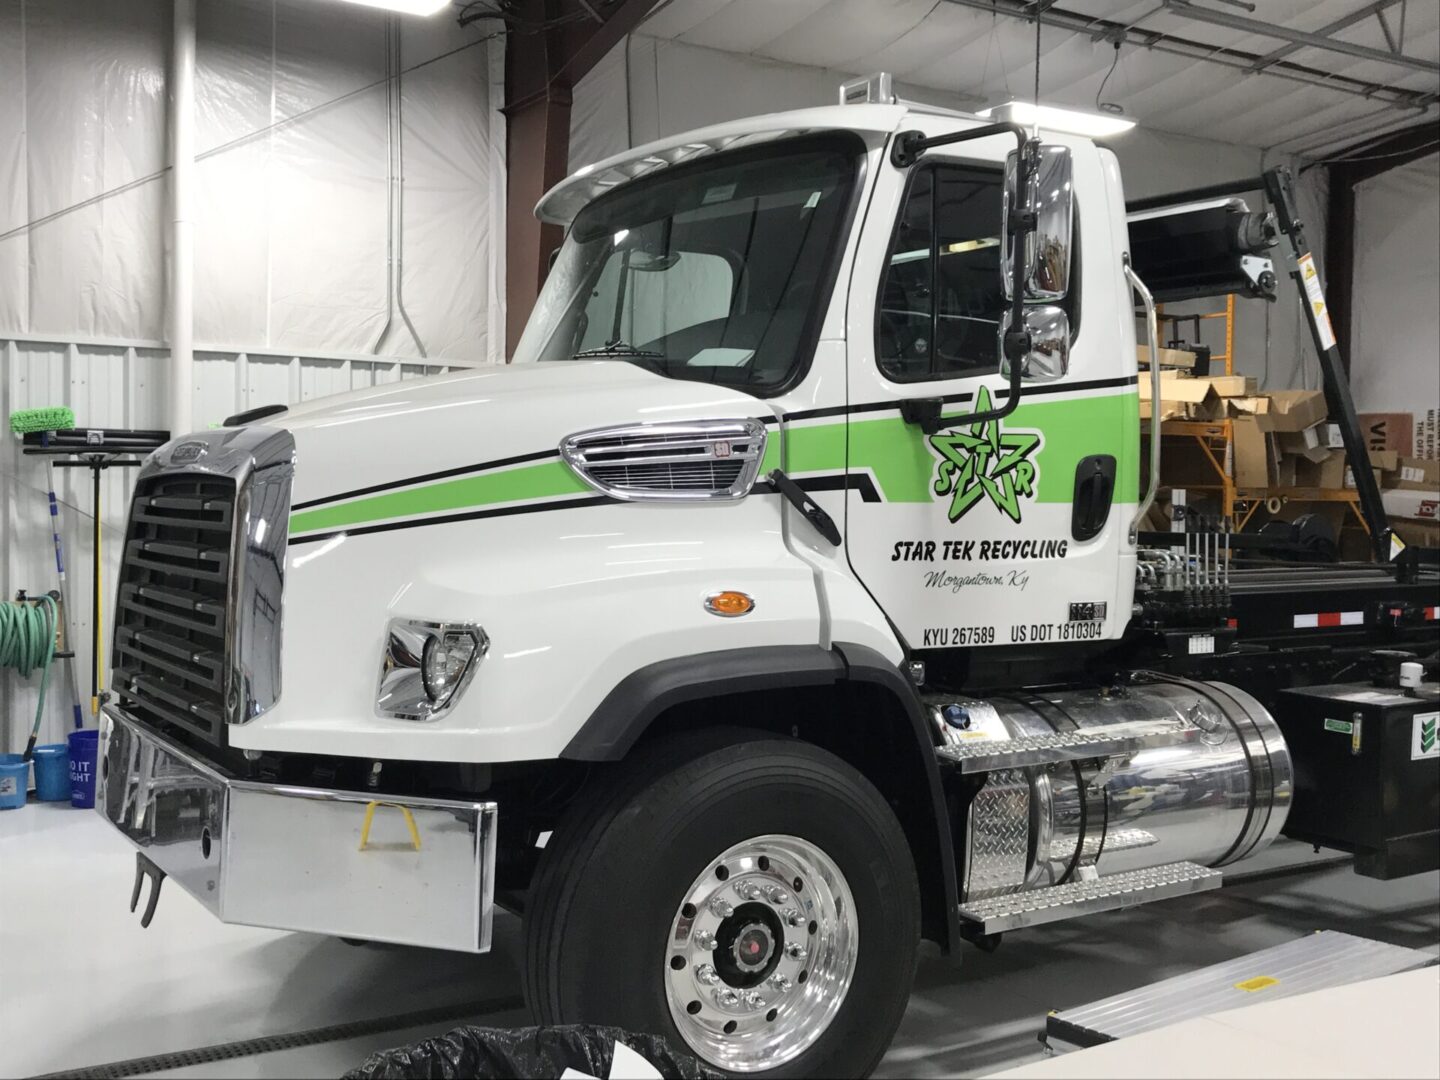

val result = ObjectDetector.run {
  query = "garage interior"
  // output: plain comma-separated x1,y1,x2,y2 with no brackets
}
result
2,1,1439,1077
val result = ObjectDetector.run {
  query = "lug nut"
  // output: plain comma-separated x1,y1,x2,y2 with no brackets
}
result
742,990,765,1011
768,974,792,992
785,942,807,960
734,881,762,901
714,988,740,1008
782,908,805,927
695,963,719,985
709,897,735,918
694,930,717,950
764,886,790,905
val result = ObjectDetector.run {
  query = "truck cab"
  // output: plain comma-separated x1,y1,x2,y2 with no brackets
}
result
95,79,1438,1078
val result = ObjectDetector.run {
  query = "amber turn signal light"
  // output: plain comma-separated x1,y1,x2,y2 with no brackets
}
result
704,590,754,617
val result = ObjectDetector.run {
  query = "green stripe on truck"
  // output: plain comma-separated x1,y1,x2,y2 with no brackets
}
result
289,390,1140,535
289,460,591,536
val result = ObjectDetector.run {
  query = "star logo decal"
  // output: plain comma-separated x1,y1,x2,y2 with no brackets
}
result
928,386,1043,524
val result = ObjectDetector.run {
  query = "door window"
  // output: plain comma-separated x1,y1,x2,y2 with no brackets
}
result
877,164,1005,383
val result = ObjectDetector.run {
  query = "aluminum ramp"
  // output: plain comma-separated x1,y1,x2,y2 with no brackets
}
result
1045,930,1437,1052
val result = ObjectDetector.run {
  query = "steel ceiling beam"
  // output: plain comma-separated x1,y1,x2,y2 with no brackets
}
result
935,0,1435,112
1163,0,1439,75
1375,7,1399,54
1245,0,1401,73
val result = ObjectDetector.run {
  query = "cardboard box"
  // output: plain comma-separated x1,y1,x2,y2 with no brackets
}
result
1345,465,1385,490
1414,408,1438,460
1206,374,1257,398
1227,396,1270,419
1388,456,1440,491
1277,423,1331,463
1394,518,1440,549
1383,488,1440,522
1137,345,1198,370
1357,412,1413,454
1274,453,1297,487
1232,416,1274,488
1262,390,1328,433
1139,373,1216,420
1325,423,1344,449
1294,451,1346,489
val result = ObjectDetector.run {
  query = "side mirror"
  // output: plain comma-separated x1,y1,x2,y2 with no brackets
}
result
999,305,1069,381
1002,144,1074,301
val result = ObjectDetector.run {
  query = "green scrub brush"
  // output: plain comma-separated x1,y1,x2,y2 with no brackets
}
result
9,406,75,434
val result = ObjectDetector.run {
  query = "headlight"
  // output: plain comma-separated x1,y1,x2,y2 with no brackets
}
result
377,619,488,721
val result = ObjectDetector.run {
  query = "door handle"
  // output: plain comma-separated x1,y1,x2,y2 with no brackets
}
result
1072,455,1117,542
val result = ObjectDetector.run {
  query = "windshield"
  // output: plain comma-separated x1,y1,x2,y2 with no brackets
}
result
513,136,860,394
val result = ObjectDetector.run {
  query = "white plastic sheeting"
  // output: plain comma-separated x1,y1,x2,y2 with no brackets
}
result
569,33,1329,393
1,0,504,748
1350,153,1440,414
0,0,505,362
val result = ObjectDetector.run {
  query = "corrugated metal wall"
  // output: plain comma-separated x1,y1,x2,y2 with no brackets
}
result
1,336,478,751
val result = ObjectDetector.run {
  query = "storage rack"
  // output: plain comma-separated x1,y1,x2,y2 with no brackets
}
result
1141,293,1368,542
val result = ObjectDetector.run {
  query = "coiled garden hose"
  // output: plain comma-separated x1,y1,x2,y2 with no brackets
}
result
0,595,58,760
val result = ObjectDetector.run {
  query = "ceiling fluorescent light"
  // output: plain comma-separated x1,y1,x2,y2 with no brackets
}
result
978,101,1136,138
320,0,451,15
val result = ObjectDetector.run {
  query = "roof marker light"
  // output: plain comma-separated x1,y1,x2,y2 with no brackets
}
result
316,0,450,16
978,101,1136,138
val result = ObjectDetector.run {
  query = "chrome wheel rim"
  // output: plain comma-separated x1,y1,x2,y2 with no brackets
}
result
664,834,858,1073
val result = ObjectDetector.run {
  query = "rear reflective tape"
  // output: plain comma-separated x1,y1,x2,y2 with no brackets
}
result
1293,611,1363,629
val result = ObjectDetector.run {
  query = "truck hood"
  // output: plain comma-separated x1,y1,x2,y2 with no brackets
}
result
278,360,778,514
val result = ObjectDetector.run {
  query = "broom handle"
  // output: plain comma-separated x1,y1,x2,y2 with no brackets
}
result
48,472,86,731
39,433,87,731
92,461,102,718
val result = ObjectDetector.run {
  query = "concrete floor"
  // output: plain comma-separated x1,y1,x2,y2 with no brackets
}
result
3,802,1437,1079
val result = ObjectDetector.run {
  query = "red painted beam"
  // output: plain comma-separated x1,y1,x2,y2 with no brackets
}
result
503,0,661,357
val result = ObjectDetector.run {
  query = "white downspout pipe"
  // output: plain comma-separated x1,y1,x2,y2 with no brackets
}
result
168,0,196,438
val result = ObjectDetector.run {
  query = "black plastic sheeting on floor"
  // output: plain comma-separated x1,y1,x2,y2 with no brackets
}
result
343,1024,721,1080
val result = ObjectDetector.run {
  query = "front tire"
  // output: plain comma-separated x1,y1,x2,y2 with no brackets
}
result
523,734,920,1077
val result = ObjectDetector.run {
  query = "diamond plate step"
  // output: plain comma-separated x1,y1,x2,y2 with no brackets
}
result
958,860,1222,934
1048,826,1159,865
935,720,1200,773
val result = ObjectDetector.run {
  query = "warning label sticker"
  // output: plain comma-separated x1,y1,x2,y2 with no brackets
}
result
1298,253,1337,351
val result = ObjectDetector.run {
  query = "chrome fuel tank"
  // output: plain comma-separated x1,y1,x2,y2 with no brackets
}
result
950,678,1292,902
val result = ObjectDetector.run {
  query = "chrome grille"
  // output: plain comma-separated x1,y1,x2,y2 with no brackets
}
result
111,426,295,745
589,459,746,492
561,420,768,501
113,475,236,742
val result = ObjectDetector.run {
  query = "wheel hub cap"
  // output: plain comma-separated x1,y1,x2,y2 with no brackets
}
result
664,834,858,1073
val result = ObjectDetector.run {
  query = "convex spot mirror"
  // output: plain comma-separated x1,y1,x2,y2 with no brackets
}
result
999,305,1069,382
1002,144,1074,301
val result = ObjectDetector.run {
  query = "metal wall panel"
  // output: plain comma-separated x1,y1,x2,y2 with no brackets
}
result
1,335,478,752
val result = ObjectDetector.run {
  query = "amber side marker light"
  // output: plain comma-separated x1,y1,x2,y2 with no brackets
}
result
705,591,754,617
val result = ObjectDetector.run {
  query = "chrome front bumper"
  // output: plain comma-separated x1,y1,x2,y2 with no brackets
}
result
96,706,498,953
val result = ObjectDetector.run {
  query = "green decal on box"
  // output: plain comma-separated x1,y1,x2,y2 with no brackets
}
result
1413,712,1438,761
1323,718,1354,735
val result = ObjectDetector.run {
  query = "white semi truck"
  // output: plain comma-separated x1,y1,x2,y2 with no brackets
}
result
96,76,1438,1077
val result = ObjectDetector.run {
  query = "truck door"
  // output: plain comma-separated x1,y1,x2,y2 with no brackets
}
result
842,133,1138,653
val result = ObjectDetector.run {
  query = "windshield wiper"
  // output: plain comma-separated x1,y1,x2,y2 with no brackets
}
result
572,339,667,361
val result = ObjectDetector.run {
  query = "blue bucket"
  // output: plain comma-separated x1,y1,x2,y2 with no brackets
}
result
0,754,28,810
69,729,99,809
32,744,70,801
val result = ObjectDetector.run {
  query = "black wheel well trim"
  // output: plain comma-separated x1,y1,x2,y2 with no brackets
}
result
558,641,961,953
